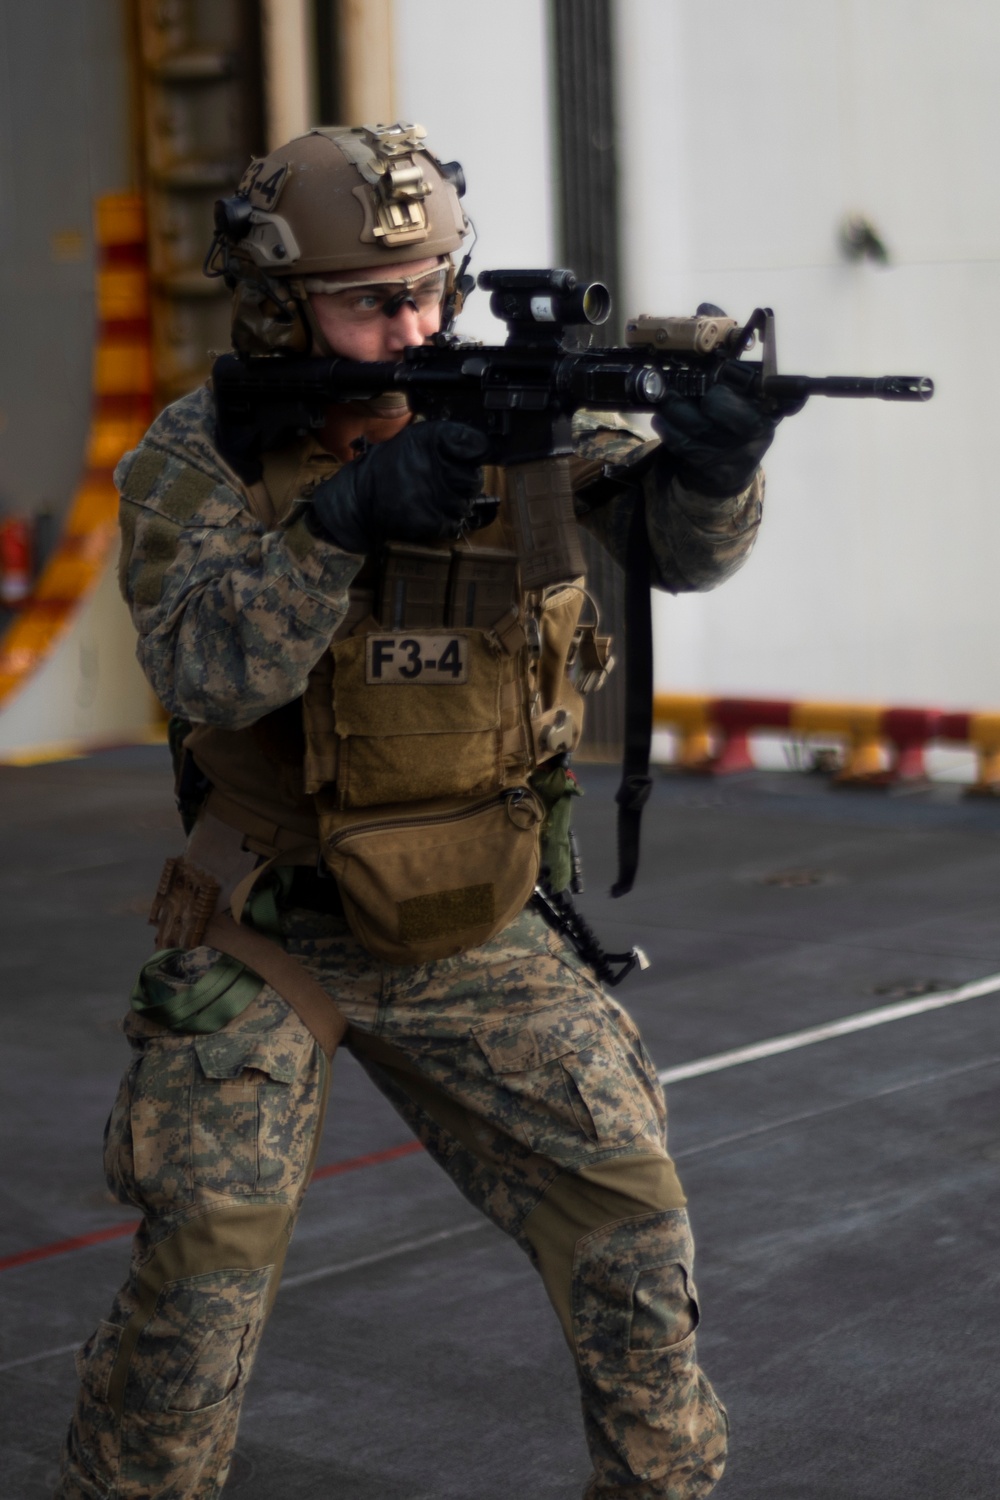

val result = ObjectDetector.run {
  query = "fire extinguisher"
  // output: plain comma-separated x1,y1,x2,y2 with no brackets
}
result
0,516,34,606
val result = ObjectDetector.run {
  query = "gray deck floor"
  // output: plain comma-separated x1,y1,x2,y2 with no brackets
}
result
2,749,999,1498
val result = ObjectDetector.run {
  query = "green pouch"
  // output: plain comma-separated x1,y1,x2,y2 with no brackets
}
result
131,949,264,1034
531,764,583,894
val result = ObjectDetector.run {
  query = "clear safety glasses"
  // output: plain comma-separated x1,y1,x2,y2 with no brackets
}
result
303,266,448,323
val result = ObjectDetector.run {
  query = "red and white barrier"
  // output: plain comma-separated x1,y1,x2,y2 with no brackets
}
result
653,694,1000,794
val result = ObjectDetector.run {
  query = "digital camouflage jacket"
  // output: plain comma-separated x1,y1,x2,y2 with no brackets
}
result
116,384,763,737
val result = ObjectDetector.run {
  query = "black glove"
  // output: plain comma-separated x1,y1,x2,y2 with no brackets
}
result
653,359,795,499
309,420,488,553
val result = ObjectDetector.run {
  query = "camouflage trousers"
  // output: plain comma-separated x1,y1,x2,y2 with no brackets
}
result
57,905,727,1499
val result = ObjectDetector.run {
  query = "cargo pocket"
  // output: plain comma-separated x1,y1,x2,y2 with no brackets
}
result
115,1035,199,1212
138,1266,272,1414
474,1003,648,1161
75,1319,124,1398
628,1261,700,1351
104,1058,140,1206
191,1028,313,1198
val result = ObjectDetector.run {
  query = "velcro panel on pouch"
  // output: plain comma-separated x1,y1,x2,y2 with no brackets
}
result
397,883,494,943
332,630,501,736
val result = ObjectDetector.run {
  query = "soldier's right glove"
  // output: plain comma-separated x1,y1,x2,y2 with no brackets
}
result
308,420,488,554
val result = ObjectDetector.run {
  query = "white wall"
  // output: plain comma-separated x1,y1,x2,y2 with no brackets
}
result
616,0,1000,709
392,0,556,342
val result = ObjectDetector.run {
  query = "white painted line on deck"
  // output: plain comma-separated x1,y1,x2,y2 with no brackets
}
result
279,1220,487,1291
0,1340,81,1375
9,1030,1000,1375
658,971,1000,1085
672,1051,1000,1162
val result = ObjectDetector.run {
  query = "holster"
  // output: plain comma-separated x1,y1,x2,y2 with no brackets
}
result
149,857,221,950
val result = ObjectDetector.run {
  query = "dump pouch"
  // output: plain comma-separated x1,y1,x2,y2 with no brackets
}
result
317,786,544,964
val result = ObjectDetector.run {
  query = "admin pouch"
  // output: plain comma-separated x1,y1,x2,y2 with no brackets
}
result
316,786,545,964
317,623,529,809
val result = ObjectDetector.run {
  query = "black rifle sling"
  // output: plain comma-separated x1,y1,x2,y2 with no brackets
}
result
611,483,654,898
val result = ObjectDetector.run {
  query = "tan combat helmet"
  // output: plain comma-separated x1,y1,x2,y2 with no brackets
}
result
206,123,471,355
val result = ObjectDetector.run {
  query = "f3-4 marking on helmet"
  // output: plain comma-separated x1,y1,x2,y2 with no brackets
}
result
239,158,290,209
365,634,468,684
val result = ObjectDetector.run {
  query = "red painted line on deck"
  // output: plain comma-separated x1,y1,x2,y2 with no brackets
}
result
0,1140,425,1273
311,1139,424,1180
0,1220,140,1271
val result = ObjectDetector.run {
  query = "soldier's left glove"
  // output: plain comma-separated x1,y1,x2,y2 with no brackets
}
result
652,361,789,499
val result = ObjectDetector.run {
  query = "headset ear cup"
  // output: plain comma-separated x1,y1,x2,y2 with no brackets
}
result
230,264,312,355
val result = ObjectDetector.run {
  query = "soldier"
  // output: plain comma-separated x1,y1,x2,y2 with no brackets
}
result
57,123,779,1499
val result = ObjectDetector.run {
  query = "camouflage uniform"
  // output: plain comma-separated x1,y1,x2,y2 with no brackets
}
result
57,386,761,1499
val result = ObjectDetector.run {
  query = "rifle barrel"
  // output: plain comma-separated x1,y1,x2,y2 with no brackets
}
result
763,373,934,402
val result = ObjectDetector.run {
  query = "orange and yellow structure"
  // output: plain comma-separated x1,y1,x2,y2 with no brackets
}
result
0,195,152,715
654,694,1000,794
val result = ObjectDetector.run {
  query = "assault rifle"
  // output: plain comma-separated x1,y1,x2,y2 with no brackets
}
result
212,269,933,911
213,267,932,591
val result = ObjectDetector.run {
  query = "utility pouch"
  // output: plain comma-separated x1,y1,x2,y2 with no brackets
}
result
149,856,221,949
131,948,263,1034
574,625,616,694
329,626,514,808
530,585,586,760
317,786,544,964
